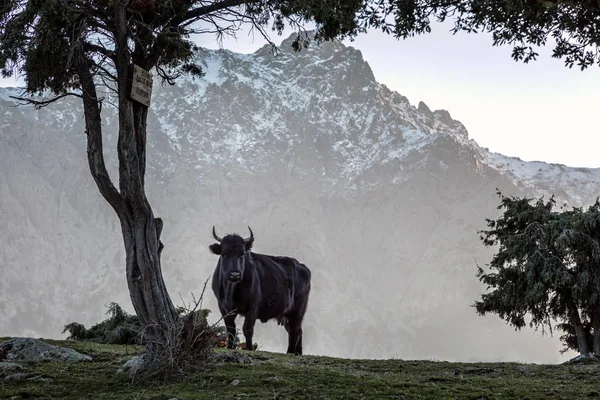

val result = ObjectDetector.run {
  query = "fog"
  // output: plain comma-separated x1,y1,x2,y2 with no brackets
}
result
0,38,590,364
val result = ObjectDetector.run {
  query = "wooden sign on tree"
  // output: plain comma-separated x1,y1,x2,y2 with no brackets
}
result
129,64,153,107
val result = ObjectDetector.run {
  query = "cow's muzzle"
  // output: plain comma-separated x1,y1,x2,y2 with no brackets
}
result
228,271,242,282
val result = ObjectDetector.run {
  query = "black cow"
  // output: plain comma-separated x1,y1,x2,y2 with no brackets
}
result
209,226,311,355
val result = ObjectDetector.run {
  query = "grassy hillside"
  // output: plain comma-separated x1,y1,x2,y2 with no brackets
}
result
1,338,599,399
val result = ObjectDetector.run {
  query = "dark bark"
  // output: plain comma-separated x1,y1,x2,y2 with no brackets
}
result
67,1,230,371
591,308,600,355
121,205,179,342
75,45,126,217
111,1,179,343
566,298,591,355
74,1,180,355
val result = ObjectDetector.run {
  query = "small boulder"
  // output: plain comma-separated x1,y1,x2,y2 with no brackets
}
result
213,351,251,364
0,338,92,363
0,361,49,382
562,353,600,365
0,361,26,377
117,355,144,375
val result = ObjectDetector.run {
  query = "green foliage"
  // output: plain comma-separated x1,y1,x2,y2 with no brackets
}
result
63,302,216,346
2,0,599,98
475,193,562,331
0,0,367,96
63,302,143,345
475,190,600,354
361,0,600,70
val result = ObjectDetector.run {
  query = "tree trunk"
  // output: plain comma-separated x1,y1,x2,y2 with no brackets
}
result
567,298,591,355
120,205,179,342
591,308,600,355
74,1,181,354
113,1,181,348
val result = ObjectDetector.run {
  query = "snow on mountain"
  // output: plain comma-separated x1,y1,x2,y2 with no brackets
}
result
147,33,600,204
481,151,600,204
1,32,598,363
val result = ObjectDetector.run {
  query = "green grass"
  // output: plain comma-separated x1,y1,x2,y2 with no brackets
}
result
1,337,599,399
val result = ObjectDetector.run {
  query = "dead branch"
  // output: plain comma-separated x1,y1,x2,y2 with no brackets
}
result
9,93,83,109
171,0,249,28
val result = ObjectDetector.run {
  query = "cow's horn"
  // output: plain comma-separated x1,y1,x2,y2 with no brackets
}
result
212,226,222,242
244,226,254,243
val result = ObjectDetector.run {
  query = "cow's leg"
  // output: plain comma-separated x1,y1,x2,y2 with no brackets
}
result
242,315,257,351
223,312,237,349
286,292,309,355
285,318,302,355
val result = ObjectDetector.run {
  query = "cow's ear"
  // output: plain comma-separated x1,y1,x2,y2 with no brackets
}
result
209,243,222,255
244,238,254,251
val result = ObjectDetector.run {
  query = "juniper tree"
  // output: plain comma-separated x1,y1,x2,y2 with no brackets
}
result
475,191,600,356
553,201,600,354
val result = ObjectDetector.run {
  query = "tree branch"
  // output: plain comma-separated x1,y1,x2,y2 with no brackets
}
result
91,59,118,82
170,0,249,28
142,0,250,69
9,93,83,110
75,42,128,219
84,42,116,61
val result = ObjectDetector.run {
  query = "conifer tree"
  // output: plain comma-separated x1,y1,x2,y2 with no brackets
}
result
476,191,600,356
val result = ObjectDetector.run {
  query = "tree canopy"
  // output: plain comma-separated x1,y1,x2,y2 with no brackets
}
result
0,0,367,97
475,191,600,356
364,0,600,70
2,0,600,92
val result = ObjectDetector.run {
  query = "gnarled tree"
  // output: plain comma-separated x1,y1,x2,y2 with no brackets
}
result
0,0,366,372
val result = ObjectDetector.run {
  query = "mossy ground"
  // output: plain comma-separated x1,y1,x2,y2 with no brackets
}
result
1,337,599,400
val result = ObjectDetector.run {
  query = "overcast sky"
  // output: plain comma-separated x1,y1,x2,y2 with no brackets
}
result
2,21,599,168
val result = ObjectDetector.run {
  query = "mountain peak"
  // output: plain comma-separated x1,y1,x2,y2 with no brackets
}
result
417,101,433,117
2,32,599,204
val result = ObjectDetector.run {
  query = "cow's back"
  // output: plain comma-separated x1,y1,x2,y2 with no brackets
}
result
269,255,311,294
251,253,311,321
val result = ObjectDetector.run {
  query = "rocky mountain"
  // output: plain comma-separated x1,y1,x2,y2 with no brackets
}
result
2,32,599,363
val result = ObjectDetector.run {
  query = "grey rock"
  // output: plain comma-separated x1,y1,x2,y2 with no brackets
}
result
213,351,252,364
0,338,92,363
0,361,51,382
4,372,35,381
0,361,26,380
116,355,144,375
231,379,240,386
0,362,25,372
562,353,600,365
